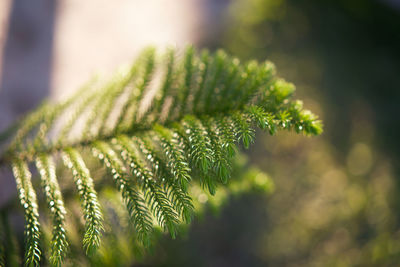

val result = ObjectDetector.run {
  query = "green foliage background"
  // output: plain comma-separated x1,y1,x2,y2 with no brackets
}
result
142,0,400,266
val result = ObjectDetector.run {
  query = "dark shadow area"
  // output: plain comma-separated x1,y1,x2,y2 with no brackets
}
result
144,193,271,267
0,0,57,128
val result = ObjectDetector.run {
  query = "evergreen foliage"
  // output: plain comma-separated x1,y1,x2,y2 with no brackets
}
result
0,46,322,266
11,160,41,266
35,155,68,266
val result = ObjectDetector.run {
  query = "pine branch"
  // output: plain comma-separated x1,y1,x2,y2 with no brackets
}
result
12,160,41,266
116,135,180,238
0,46,322,265
61,148,103,255
35,155,68,266
135,136,195,223
92,141,154,246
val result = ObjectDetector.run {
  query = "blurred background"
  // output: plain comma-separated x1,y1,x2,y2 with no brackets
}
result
1,0,400,266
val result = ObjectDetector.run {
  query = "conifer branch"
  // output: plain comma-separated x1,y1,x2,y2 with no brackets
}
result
12,159,41,266
0,46,322,265
61,148,103,255
35,155,68,266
